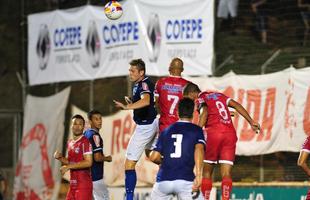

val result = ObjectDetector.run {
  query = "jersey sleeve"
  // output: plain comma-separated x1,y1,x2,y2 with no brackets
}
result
88,134,103,153
196,96,206,113
221,93,231,106
140,81,151,96
82,139,93,155
196,128,206,146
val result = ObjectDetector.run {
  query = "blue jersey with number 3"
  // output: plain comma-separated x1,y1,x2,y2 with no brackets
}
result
154,121,205,182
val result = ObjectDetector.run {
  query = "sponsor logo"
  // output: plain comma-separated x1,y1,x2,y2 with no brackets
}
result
86,20,101,68
36,24,51,70
147,13,161,63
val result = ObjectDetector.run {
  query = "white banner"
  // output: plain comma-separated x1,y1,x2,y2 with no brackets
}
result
13,88,70,200
28,0,214,85
188,67,310,155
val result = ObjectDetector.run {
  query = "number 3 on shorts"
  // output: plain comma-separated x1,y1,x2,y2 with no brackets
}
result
170,134,183,158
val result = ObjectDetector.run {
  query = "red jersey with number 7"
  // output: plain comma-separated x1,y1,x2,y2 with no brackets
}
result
197,91,236,134
154,76,190,133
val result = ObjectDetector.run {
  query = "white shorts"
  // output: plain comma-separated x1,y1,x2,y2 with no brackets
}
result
217,0,238,18
93,179,109,200
126,118,158,161
151,180,203,200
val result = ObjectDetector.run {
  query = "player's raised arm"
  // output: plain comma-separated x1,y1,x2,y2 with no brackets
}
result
114,93,150,110
228,99,261,133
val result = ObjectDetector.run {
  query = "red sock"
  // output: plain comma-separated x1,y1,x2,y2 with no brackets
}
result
306,188,310,200
201,178,212,200
221,177,232,200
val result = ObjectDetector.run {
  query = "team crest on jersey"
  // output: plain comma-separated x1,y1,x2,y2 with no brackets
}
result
93,135,101,147
142,82,149,91
75,147,80,154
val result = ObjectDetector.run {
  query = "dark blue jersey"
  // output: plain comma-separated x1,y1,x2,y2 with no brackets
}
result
154,121,205,182
84,128,104,181
132,76,157,125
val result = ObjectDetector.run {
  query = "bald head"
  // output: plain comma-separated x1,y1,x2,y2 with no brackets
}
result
169,57,184,76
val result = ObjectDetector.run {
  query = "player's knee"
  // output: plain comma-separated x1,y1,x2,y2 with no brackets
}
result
221,171,232,179
125,159,137,170
202,169,212,178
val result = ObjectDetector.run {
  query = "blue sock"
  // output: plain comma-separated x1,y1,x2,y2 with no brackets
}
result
125,170,136,200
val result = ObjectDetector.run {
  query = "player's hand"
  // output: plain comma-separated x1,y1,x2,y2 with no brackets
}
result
251,121,261,134
105,155,112,162
60,165,70,175
113,100,126,110
192,174,202,191
54,150,62,160
124,96,132,104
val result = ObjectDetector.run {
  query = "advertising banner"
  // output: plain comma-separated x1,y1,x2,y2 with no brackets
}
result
28,0,214,85
226,186,308,200
13,88,70,200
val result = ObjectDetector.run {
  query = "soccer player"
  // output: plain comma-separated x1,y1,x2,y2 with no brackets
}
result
183,83,261,200
149,98,205,200
297,136,310,199
54,115,93,200
113,59,158,200
154,57,190,133
84,110,112,200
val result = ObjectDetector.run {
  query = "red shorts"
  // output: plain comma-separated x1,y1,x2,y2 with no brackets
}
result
66,187,92,200
204,132,237,165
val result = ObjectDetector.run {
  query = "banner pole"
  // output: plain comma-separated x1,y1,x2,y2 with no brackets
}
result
89,80,94,110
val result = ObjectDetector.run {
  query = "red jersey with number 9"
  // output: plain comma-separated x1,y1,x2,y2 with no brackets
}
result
154,76,190,132
197,91,236,134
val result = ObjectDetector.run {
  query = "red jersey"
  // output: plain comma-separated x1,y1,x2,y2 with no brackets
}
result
154,76,190,132
67,136,92,189
197,91,235,134
302,136,310,152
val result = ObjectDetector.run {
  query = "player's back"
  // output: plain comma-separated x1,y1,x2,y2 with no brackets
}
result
156,121,205,182
198,91,235,133
155,76,189,132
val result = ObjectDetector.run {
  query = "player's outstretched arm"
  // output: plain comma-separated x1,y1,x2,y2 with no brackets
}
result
53,150,69,165
60,154,93,175
149,150,162,165
193,143,204,191
298,151,310,176
228,99,261,133
198,105,208,128
114,93,151,110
